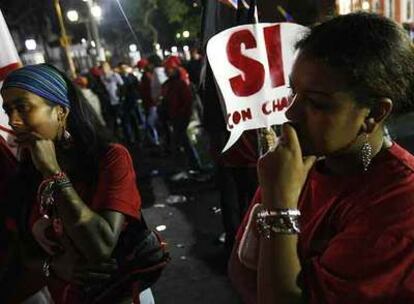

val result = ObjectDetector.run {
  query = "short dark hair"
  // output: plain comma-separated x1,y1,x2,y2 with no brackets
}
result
296,12,414,116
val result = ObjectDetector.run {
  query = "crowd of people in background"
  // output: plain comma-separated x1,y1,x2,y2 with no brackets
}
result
72,48,204,172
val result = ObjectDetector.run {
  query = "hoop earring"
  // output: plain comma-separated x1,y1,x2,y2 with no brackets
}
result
360,134,373,172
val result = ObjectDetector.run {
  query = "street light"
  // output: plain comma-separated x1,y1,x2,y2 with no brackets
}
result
82,0,104,63
129,44,138,52
176,33,181,39
25,39,37,51
362,1,370,10
182,30,190,38
91,5,102,21
67,10,79,22
338,0,352,14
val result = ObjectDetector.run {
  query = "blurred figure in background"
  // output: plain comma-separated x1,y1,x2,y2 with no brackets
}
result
118,62,143,145
87,66,111,126
148,54,167,105
162,56,201,170
137,58,160,147
185,47,203,88
185,47,204,119
148,54,170,151
167,55,190,86
73,76,106,126
100,61,125,140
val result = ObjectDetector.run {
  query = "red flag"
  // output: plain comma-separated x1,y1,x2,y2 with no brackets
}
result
0,10,20,81
0,9,20,156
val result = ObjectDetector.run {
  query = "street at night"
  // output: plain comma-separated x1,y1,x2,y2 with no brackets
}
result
1,1,414,303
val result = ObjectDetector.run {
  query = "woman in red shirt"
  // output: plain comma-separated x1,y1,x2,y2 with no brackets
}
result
229,13,414,304
0,64,145,303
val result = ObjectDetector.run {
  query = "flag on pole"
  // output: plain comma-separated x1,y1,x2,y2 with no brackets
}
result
0,9,21,156
218,0,250,9
277,5,294,22
0,10,20,81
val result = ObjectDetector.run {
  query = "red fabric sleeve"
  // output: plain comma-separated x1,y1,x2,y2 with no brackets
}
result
306,197,414,304
0,137,16,199
91,144,141,220
139,74,156,108
307,233,414,304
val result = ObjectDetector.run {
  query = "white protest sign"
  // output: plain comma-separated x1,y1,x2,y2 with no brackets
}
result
207,23,308,152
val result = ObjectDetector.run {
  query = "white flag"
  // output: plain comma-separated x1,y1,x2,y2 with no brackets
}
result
0,9,21,155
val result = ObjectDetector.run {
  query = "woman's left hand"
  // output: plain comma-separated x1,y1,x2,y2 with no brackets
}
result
32,217,62,255
257,123,317,209
16,132,61,177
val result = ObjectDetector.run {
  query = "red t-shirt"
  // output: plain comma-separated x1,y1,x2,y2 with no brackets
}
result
0,136,17,201
161,77,193,119
139,72,156,110
236,143,414,303
30,144,141,303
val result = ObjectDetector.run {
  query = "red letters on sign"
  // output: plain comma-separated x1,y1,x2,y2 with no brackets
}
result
226,25,286,97
264,24,285,88
227,108,253,129
226,30,265,97
262,96,290,115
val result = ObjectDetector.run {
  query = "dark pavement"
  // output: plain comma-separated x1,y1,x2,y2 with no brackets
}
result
129,144,242,304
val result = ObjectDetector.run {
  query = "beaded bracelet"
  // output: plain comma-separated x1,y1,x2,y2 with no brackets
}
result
37,171,72,216
256,207,301,239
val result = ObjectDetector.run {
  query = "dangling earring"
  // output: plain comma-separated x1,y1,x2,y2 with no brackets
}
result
360,134,373,172
61,128,73,148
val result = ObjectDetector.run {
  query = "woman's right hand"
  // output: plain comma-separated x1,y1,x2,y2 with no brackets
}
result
51,235,117,285
32,217,61,255
52,251,117,286
70,258,118,286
